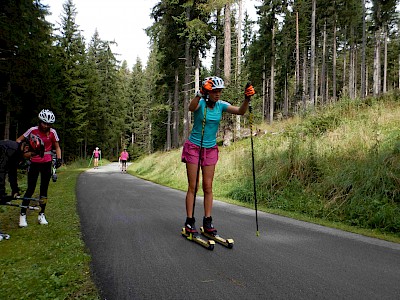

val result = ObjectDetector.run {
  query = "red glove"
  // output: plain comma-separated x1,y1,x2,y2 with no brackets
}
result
245,84,255,97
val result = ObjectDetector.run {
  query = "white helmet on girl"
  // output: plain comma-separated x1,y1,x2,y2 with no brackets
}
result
38,109,55,124
203,76,225,89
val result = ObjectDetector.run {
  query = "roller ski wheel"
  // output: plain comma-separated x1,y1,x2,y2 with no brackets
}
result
181,227,215,250
0,232,10,241
200,227,234,249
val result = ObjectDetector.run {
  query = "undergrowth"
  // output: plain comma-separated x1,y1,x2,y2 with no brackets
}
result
132,93,400,240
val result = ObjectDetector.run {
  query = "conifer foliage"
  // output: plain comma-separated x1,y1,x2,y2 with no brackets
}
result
0,0,399,161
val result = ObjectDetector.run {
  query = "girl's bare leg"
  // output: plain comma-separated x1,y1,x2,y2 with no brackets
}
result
185,163,200,218
202,164,216,217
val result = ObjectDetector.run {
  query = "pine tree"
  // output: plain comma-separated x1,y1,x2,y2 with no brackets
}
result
54,0,89,160
0,0,53,139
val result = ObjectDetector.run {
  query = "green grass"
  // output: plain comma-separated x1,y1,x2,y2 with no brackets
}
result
0,160,101,299
131,94,400,244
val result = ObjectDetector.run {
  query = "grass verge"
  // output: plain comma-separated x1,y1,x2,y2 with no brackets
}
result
0,160,100,299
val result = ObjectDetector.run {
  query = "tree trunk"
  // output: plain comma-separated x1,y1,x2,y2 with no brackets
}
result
166,92,172,151
269,24,275,124
322,21,327,105
373,29,381,96
383,29,387,93
195,52,200,91
148,122,152,154
284,74,288,117
215,9,222,77
310,0,316,106
172,70,179,148
235,0,242,136
326,68,329,103
343,26,347,96
183,7,191,141
262,56,266,122
354,46,358,98
349,26,355,99
315,65,318,104
366,65,369,96
224,3,231,84
296,11,300,96
237,0,242,77
333,20,337,102
302,47,307,107
361,0,366,99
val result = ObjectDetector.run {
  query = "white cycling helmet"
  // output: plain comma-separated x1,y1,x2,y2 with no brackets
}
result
38,109,55,124
203,76,225,89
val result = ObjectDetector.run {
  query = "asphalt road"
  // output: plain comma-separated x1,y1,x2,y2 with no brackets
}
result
77,163,400,300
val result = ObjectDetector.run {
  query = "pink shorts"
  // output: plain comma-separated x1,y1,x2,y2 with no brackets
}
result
181,140,219,166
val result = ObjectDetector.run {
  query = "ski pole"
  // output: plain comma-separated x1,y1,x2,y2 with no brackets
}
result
100,151,102,166
88,153,94,167
15,196,43,203
192,95,208,218
2,202,40,210
17,196,47,204
1,195,42,203
248,83,259,236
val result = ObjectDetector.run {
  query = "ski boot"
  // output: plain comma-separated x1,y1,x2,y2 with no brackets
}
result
200,216,234,249
202,216,217,236
181,217,214,250
184,217,199,237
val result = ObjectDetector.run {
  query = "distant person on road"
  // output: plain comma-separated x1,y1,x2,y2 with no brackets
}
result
93,147,101,169
0,137,42,240
181,76,255,236
16,109,62,227
119,148,129,173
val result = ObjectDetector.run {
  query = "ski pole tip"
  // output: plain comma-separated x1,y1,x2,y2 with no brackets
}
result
256,231,260,237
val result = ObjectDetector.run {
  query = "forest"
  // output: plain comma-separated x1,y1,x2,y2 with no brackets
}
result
0,0,399,162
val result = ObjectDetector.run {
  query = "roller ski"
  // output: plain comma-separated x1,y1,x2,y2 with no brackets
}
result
200,217,234,249
181,218,215,251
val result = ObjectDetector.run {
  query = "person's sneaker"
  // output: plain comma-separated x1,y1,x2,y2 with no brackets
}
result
19,213,28,227
38,213,48,225
203,216,217,235
0,231,10,240
184,217,198,236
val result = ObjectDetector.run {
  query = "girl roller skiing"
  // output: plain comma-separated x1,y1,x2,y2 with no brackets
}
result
181,76,255,239
119,148,129,173
93,147,101,169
